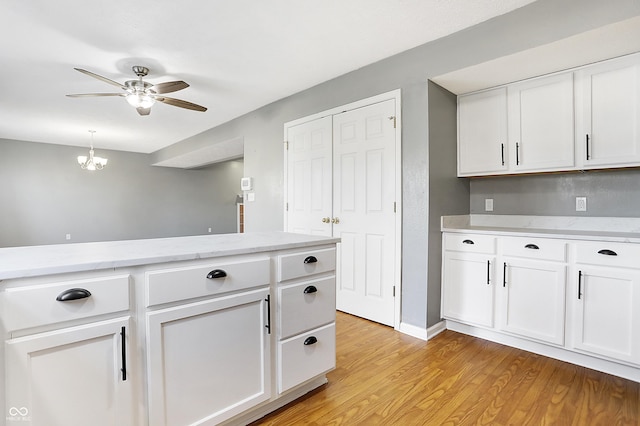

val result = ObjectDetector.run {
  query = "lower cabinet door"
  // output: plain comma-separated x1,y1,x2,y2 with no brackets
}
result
5,317,133,426
500,259,566,345
573,266,640,365
278,323,336,394
146,288,271,426
442,252,495,328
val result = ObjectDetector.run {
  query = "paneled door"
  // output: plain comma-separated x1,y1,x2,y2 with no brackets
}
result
286,116,333,236
285,95,398,327
333,99,397,326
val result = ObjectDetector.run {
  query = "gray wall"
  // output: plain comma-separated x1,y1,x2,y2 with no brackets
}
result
152,0,640,330
0,139,243,247
470,169,640,216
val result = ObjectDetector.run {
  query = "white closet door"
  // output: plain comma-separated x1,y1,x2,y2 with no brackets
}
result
333,99,397,326
286,116,333,236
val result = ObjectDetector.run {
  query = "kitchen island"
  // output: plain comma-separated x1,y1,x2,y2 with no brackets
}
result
0,232,339,425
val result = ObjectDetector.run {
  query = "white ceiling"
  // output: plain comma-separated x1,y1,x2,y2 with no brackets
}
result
0,0,536,154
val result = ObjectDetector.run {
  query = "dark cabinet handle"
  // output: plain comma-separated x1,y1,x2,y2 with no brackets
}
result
206,269,227,279
503,262,507,288
265,295,271,334
524,244,539,250
304,256,318,264
597,249,618,256
120,326,127,381
578,271,583,300
462,239,474,245
56,288,91,301
516,142,520,165
501,143,505,166
304,285,318,294
486,260,491,285
586,134,590,161
304,336,318,346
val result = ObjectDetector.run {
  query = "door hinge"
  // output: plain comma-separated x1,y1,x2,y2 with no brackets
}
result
393,286,396,297
393,202,397,213
388,116,396,128
284,140,289,150
285,202,289,211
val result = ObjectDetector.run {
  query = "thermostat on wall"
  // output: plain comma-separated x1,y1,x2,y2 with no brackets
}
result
240,177,253,191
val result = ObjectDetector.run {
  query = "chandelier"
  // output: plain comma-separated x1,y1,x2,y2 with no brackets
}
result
77,130,108,171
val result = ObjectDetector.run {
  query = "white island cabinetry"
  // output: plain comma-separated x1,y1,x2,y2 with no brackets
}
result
0,232,339,426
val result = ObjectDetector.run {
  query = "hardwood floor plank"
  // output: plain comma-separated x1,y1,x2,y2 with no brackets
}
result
251,313,640,425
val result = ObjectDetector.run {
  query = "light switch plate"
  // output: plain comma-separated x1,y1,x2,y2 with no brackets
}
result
240,177,253,191
485,198,494,212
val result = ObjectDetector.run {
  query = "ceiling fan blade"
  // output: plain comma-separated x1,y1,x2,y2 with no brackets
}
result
137,107,151,116
156,96,207,112
66,93,125,97
152,81,189,94
74,68,127,90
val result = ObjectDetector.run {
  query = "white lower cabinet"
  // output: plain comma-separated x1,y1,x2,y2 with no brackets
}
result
146,288,271,426
442,231,640,381
442,252,495,328
2,274,133,426
500,258,566,345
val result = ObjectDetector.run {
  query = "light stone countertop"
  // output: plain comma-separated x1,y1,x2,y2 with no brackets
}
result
0,232,340,280
441,215,640,243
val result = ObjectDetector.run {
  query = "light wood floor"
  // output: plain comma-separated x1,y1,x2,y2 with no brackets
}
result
252,312,640,425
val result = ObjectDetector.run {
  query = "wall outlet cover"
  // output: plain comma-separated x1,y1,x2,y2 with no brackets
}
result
576,196,587,212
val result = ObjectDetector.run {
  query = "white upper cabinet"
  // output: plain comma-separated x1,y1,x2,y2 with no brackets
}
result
458,53,640,176
507,73,575,172
575,54,640,168
458,87,508,176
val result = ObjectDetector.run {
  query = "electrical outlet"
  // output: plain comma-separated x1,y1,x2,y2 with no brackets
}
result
65,234,71,240
485,198,494,212
576,196,587,212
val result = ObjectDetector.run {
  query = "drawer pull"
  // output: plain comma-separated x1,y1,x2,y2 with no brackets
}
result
304,336,318,346
597,249,618,256
462,239,474,245
304,256,318,264
206,269,227,279
56,288,92,301
303,285,318,294
524,244,539,250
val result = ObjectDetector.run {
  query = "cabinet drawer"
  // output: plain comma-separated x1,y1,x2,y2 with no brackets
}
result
444,233,495,254
278,276,336,339
575,241,640,269
278,323,336,393
146,256,270,307
277,247,336,282
2,275,130,332
502,236,566,262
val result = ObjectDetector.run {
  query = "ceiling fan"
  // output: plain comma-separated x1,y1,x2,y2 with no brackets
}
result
66,66,207,116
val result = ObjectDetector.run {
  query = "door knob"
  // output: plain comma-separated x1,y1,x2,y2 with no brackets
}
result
331,217,340,224
321,217,331,223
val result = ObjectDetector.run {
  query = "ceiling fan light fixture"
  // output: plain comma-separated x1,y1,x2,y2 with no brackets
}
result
125,92,156,109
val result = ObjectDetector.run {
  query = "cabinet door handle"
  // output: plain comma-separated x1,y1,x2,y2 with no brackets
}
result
515,142,520,165
503,262,507,287
120,326,127,381
462,239,474,245
206,269,227,279
501,143,505,166
265,294,271,335
586,134,590,161
56,288,91,301
304,255,318,264
304,285,318,294
578,270,583,300
304,336,318,346
597,249,617,256
486,260,491,285
524,244,539,250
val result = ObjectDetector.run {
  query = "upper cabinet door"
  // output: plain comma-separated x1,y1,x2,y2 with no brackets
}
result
576,54,640,168
507,73,575,173
458,87,508,176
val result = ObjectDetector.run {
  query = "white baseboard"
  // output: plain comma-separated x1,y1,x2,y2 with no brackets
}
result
398,321,428,340
427,320,447,339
